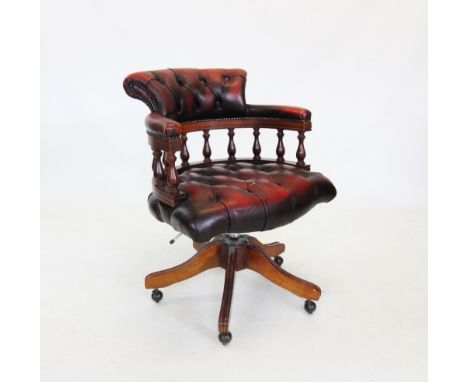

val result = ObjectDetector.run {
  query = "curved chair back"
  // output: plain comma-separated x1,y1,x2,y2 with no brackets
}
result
123,68,247,121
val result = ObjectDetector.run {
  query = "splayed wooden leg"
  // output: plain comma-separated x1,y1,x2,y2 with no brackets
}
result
145,240,222,289
243,244,321,301
218,244,237,345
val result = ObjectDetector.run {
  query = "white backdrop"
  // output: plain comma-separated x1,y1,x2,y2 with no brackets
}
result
41,1,427,381
41,0,427,207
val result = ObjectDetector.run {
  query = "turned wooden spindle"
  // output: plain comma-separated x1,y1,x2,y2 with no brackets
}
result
181,132,190,167
203,129,212,163
227,128,236,161
296,131,306,167
165,151,180,193
276,128,285,163
252,127,261,161
152,149,165,186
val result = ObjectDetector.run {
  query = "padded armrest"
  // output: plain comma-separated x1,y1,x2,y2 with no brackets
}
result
247,104,311,122
145,113,182,138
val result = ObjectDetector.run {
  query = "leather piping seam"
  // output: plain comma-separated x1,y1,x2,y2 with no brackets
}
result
201,81,218,105
244,181,268,231
151,71,181,114
168,69,200,113
209,184,232,233
218,73,228,108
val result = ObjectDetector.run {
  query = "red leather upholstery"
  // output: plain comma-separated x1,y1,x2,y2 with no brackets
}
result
123,68,248,122
247,104,311,121
124,68,335,242
148,162,336,243
123,69,312,135
145,113,182,138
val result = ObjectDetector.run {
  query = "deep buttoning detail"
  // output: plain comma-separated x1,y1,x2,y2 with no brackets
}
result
147,162,336,242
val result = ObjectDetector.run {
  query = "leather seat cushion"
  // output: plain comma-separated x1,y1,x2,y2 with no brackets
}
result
148,162,336,243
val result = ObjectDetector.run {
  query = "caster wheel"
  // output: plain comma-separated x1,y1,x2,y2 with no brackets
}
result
274,255,284,266
151,289,163,303
218,331,232,345
304,300,316,314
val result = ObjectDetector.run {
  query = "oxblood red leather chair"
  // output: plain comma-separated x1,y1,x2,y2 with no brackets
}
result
123,68,336,345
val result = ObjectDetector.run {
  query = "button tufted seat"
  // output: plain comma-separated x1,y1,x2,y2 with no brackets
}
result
148,161,336,243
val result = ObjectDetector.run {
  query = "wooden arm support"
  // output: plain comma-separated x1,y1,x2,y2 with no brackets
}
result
147,117,312,207
179,118,311,171
148,134,187,207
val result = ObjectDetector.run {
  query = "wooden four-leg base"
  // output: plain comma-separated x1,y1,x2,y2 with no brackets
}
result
145,234,321,345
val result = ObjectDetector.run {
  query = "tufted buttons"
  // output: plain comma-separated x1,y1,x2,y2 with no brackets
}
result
148,162,337,242
124,68,248,119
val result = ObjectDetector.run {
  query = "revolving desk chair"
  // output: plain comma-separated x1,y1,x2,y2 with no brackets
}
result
123,68,336,345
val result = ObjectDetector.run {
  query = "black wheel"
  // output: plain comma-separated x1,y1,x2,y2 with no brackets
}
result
304,299,316,314
151,289,163,303
218,331,232,345
274,255,284,266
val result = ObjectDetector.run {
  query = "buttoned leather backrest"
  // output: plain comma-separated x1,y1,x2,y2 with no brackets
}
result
123,68,247,122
